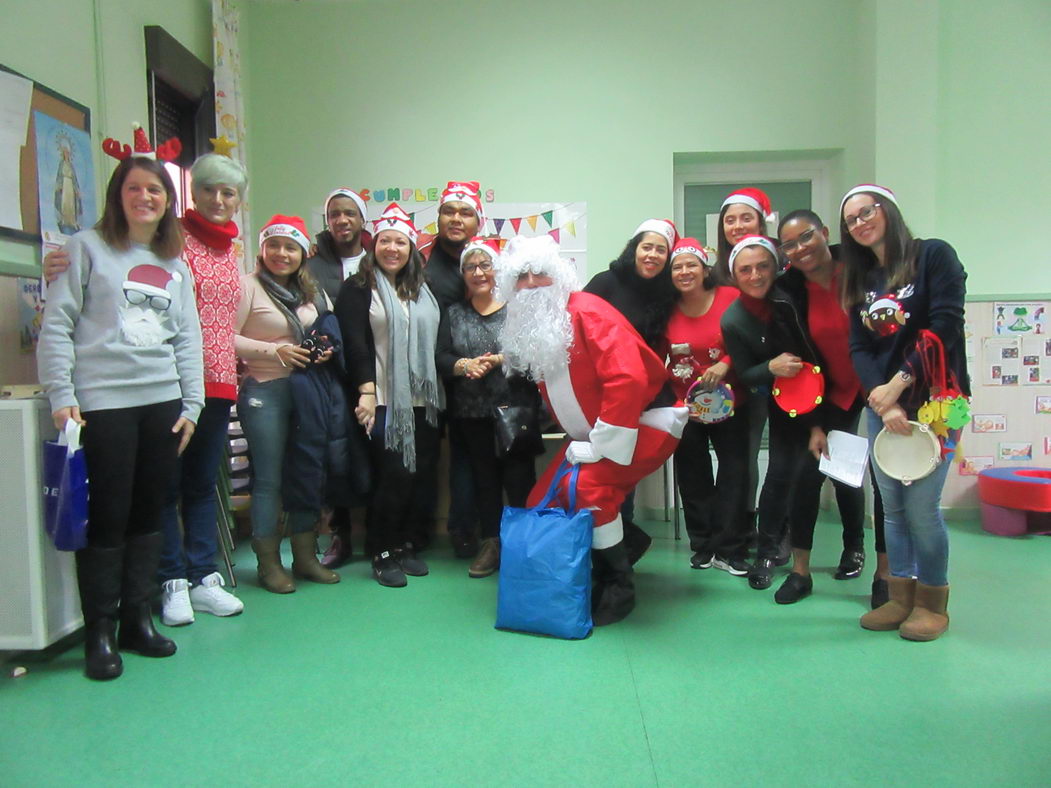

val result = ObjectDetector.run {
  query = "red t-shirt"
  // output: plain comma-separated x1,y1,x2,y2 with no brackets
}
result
805,273,861,411
664,287,739,400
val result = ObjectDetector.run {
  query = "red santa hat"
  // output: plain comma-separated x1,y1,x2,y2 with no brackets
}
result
123,263,179,300
633,218,678,249
324,188,368,222
670,237,709,264
440,181,485,226
721,188,773,220
258,215,311,254
373,202,419,245
839,183,898,214
727,234,779,276
102,122,182,163
460,236,501,269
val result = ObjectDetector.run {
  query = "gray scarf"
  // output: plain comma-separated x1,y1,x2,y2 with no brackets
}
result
257,267,325,342
375,272,444,471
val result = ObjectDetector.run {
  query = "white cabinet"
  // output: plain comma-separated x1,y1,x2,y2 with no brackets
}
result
0,398,83,649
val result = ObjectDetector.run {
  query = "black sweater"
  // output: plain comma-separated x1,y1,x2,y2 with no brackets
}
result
583,261,677,351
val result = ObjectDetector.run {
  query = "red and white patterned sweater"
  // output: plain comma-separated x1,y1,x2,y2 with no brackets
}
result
182,231,241,401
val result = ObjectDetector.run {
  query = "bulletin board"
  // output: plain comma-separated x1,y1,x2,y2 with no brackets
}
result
0,63,91,245
942,298,1051,509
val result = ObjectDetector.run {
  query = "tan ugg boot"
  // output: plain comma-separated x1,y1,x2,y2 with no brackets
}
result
252,537,295,594
290,532,340,584
899,583,949,641
860,576,915,631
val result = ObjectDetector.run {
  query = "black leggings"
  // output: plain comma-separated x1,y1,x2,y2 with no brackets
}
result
453,417,537,539
81,400,182,549
757,399,867,558
366,406,440,556
674,412,750,559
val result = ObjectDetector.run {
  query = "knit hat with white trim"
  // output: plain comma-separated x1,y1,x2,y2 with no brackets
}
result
259,215,311,254
633,218,678,248
721,188,773,220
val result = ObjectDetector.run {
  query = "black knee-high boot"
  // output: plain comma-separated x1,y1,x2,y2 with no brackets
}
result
591,541,636,626
75,545,125,680
118,532,176,657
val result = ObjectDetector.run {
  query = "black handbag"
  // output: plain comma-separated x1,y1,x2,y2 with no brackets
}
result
492,404,545,457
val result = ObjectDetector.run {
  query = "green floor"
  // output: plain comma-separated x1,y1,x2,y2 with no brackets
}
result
3,515,1050,787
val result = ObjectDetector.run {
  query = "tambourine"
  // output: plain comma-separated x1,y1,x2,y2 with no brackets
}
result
872,421,942,485
685,381,735,424
772,362,824,417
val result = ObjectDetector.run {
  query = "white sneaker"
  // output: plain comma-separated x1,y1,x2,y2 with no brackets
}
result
190,572,245,617
161,578,195,626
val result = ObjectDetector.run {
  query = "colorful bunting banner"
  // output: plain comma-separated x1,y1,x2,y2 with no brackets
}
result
541,210,554,226
548,228,560,243
510,217,522,233
526,215,538,231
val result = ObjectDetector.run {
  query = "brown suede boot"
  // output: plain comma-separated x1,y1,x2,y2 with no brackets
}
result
290,532,340,584
899,583,949,641
469,537,501,578
252,537,295,594
860,576,915,631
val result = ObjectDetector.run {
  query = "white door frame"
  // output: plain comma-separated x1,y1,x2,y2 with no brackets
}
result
673,157,836,235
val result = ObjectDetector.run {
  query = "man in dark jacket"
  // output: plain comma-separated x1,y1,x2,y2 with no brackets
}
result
423,181,485,557
306,188,369,304
305,188,369,567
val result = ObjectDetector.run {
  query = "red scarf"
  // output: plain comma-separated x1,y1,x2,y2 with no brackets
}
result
182,209,238,252
739,292,772,323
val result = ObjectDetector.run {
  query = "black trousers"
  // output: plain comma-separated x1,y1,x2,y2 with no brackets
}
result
453,417,537,539
757,399,868,559
366,406,440,556
674,412,750,559
80,400,182,549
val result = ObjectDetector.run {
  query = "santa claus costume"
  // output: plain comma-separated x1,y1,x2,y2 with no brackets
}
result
499,235,687,625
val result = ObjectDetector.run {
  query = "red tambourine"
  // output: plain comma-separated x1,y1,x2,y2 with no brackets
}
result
772,362,824,417
685,381,735,424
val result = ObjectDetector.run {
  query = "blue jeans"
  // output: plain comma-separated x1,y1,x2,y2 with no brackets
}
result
159,397,232,583
239,377,316,539
866,408,950,586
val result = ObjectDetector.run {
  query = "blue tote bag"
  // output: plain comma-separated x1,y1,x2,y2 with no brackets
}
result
496,461,593,639
42,420,89,552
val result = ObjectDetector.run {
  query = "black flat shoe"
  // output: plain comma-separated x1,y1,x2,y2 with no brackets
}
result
835,548,865,580
748,557,775,590
395,545,429,577
372,553,408,587
774,572,813,604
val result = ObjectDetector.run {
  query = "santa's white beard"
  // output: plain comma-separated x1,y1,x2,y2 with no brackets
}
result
121,306,170,347
500,286,573,382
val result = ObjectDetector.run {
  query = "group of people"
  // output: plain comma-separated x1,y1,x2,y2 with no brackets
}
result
37,127,966,681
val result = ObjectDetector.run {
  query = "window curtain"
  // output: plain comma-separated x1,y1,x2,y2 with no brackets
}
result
212,0,251,270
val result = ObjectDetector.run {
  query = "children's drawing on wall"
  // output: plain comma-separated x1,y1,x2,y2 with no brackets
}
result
982,335,1051,385
963,320,976,363
33,112,96,235
18,277,42,352
1045,437,1051,455
998,442,1033,461
971,414,1006,433
994,302,1047,336
1037,396,1051,415
958,455,994,476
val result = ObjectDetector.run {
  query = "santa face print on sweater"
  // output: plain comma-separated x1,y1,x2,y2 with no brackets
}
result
860,283,914,337
121,263,182,347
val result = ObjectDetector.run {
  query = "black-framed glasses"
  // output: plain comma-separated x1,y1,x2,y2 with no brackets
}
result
778,228,819,254
124,289,171,311
844,203,881,229
461,260,494,274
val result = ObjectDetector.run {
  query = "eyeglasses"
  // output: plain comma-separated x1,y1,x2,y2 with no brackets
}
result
777,228,819,255
844,203,881,229
462,261,493,274
124,289,171,311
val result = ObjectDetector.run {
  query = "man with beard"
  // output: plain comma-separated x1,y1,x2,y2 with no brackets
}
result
305,188,370,568
424,181,485,557
497,235,688,625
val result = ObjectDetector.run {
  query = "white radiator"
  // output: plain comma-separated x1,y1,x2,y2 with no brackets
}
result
0,398,83,650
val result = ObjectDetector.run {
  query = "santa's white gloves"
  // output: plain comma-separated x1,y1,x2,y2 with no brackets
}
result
566,440,601,465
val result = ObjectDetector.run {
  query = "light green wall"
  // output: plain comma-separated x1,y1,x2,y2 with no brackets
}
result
243,0,875,273
874,0,1051,296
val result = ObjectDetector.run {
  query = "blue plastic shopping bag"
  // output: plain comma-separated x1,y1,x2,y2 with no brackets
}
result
496,461,593,639
42,420,89,551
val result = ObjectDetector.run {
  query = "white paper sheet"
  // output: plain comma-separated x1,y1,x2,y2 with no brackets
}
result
0,70,33,230
818,430,870,488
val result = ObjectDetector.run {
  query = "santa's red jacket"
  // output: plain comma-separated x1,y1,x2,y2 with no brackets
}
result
528,291,688,548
